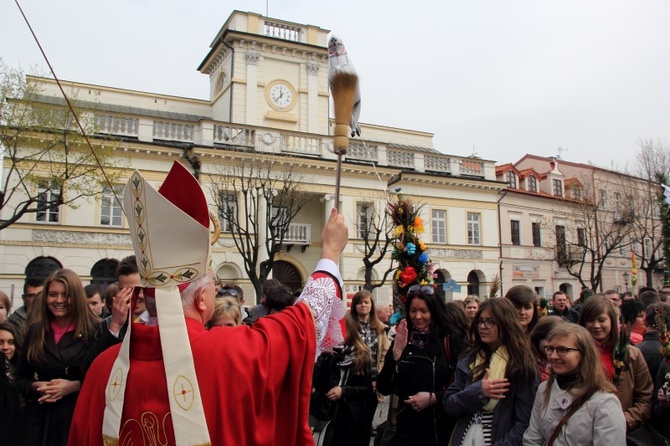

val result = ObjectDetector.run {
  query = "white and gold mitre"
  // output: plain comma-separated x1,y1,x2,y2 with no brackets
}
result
124,160,212,287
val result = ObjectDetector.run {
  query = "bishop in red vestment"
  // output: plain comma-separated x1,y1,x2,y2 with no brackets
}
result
68,162,348,446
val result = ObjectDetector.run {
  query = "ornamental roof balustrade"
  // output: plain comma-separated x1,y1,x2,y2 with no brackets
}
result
263,20,302,42
21,93,494,180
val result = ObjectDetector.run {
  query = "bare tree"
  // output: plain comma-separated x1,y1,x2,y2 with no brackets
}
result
545,178,633,291
208,153,314,300
0,61,122,230
629,138,670,286
355,201,396,291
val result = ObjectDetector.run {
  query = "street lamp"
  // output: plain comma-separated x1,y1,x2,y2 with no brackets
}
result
623,271,630,291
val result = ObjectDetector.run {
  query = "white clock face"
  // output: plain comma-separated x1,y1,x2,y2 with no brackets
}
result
270,83,293,109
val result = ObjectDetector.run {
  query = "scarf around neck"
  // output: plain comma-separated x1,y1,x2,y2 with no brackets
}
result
470,345,509,412
408,324,432,349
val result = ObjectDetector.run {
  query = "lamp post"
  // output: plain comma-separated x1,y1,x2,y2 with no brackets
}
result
623,271,630,291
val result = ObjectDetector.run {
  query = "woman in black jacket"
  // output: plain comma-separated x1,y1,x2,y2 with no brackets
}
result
377,285,467,446
311,313,374,446
15,269,97,446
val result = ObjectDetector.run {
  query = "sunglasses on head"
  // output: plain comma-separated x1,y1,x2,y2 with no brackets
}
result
407,284,435,296
218,288,238,297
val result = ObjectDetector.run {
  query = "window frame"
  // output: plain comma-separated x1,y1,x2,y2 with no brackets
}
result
218,191,237,233
431,209,446,244
528,176,538,193
36,182,61,224
467,212,481,246
532,222,542,247
553,179,563,197
100,185,124,227
356,201,374,239
510,220,521,246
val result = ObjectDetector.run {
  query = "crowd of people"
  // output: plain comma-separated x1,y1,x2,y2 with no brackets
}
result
2,262,670,445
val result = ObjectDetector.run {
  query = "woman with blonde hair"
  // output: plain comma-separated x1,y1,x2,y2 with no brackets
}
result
348,289,390,432
208,296,243,328
15,269,97,446
523,324,626,445
0,291,11,323
463,296,480,322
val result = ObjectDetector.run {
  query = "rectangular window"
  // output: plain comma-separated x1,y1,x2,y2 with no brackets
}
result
431,209,446,244
598,189,608,209
100,186,124,227
528,176,537,193
467,212,481,245
614,192,622,211
356,202,373,239
510,220,521,245
507,171,517,188
532,222,541,247
553,179,562,197
577,228,586,247
572,187,582,200
36,182,61,223
556,225,566,258
218,192,237,232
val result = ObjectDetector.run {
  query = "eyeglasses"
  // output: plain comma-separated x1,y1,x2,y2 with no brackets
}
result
407,284,435,296
544,346,580,357
476,318,496,329
218,288,238,297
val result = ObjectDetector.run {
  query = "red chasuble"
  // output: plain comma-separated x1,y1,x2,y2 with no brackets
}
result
69,302,316,446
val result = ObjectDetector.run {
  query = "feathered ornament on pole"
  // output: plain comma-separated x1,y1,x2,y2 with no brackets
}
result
328,35,361,211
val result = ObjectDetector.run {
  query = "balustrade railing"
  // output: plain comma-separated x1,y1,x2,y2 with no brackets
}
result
264,21,301,42
95,114,139,137
387,149,414,168
153,121,194,142
425,155,451,174
214,125,255,147
460,159,484,177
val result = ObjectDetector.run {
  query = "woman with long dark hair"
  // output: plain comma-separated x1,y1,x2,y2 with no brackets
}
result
0,322,22,444
523,323,625,445
377,285,467,446
15,269,97,446
505,285,540,335
444,298,538,446
311,313,374,446
578,296,653,431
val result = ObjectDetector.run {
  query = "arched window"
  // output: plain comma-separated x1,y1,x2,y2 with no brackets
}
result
91,258,120,288
25,256,62,281
467,271,480,296
272,261,302,293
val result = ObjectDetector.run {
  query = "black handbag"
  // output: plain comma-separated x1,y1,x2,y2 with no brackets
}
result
626,423,668,446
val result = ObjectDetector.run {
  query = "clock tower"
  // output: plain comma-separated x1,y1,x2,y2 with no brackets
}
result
197,11,330,135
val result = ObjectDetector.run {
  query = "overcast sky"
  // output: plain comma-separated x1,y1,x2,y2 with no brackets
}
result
2,1,668,170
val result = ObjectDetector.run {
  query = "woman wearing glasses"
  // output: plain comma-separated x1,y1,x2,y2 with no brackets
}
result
377,284,467,446
444,298,538,446
523,323,625,445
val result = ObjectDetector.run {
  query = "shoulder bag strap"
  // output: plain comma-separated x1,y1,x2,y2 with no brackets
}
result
444,335,452,364
547,403,581,446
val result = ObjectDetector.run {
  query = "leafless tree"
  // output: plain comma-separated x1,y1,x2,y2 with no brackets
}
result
0,61,122,231
355,200,396,292
544,176,633,291
208,153,314,300
627,138,670,286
